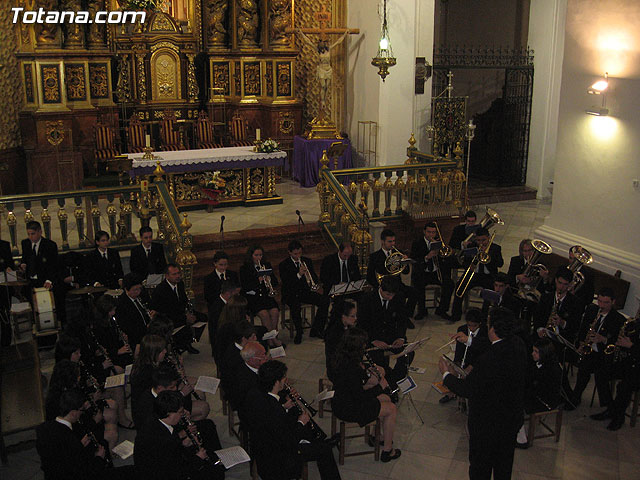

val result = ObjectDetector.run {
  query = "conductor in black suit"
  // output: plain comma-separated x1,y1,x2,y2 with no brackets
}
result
439,307,528,480
448,210,478,252
279,240,329,344
151,263,199,354
129,226,167,280
203,251,240,308
85,230,124,289
20,220,58,290
410,222,454,320
319,241,362,297
451,227,504,323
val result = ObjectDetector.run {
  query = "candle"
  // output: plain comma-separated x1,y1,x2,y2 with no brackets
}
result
256,128,261,141
145,134,151,147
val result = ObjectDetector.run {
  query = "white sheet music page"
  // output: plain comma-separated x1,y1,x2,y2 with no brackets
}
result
194,376,220,394
214,446,251,469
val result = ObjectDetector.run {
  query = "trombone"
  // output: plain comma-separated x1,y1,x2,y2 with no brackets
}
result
432,221,453,284
455,231,495,298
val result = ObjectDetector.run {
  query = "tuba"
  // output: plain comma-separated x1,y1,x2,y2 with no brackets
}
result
375,247,407,284
455,231,495,298
463,207,504,246
516,239,552,302
567,245,593,294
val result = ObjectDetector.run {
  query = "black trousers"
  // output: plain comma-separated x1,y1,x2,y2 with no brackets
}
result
399,282,419,318
299,440,342,480
413,270,454,313
573,352,609,406
452,273,494,322
468,423,518,480
596,358,640,420
286,291,330,334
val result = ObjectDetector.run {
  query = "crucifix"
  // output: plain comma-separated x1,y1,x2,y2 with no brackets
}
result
286,7,359,139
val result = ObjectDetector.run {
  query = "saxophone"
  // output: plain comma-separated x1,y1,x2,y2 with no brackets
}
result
605,305,639,361
577,309,601,356
545,299,559,330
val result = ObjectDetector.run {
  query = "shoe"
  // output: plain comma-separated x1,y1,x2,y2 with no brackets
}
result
406,320,416,329
294,332,303,344
436,310,452,321
185,345,200,354
515,441,529,450
439,394,455,404
380,448,401,462
414,311,426,321
607,417,624,431
590,409,613,421
326,433,341,449
309,330,324,339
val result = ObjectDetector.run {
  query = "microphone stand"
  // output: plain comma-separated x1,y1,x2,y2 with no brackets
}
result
296,210,304,234
219,216,225,250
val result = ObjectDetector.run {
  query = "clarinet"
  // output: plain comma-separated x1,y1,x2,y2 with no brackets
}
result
111,315,133,361
89,329,117,376
167,345,202,401
282,384,327,441
179,413,222,467
77,414,113,467
77,360,109,413
363,351,400,398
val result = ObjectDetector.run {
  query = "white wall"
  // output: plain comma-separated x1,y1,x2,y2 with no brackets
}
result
535,0,640,314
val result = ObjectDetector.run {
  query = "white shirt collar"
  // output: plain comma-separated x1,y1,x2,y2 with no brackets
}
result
55,417,73,430
235,342,243,351
166,279,177,289
220,294,227,304
469,326,479,336
151,388,158,398
33,239,42,249
159,418,174,434
268,392,280,402
216,269,225,278
246,362,259,374
491,338,503,345
378,291,386,305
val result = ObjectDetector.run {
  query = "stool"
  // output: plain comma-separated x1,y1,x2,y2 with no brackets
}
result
626,388,640,427
331,413,381,465
424,284,441,309
280,303,316,339
463,285,484,311
318,377,333,418
527,408,563,447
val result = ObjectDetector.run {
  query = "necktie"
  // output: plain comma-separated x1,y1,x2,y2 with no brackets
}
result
426,243,434,272
102,252,107,261
383,300,388,310
220,273,226,281
28,244,37,277
145,248,150,258
595,314,604,332
32,243,37,257
174,287,179,301
341,260,348,283
134,299,148,326
295,261,300,270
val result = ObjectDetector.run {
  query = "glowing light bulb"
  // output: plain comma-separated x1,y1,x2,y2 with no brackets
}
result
379,36,389,50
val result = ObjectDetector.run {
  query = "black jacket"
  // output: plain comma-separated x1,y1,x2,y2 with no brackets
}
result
85,248,124,289
527,360,562,412
228,362,259,415
21,237,58,287
0,239,14,272
115,293,150,349
358,289,408,344
278,256,318,302
150,279,189,327
482,288,522,318
576,304,625,353
449,224,473,250
319,253,361,293
203,269,239,306
533,291,582,343
460,242,504,276
366,248,409,288
129,242,167,279
453,324,490,367
410,236,453,282
240,261,279,298
507,255,526,288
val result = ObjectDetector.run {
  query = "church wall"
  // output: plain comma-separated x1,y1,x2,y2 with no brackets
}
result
536,0,640,314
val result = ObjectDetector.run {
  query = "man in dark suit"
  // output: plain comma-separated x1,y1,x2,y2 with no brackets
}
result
319,241,362,296
451,227,504,323
129,226,167,280
228,341,268,418
570,287,625,408
243,360,341,480
366,229,418,327
20,220,58,290
481,272,522,318
116,273,152,352
358,275,413,382
85,230,124,289
219,321,256,395
448,210,478,252
151,263,199,354
439,307,527,480
203,251,240,308
208,279,241,358
506,239,535,288
279,240,329,344
134,390,224,480
410,221,454,320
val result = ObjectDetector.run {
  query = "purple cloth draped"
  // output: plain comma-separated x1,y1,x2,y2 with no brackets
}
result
292,136,352,187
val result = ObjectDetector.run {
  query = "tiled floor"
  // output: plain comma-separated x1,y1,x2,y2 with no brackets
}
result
4,188,636,480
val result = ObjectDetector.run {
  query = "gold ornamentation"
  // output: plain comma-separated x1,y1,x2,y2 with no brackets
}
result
207,0,228,46
265,61,274,97
270,0,291,47
278,111,294,135
249,168,265,195
65,64,86,101
218,170,243,197
151,12,179,32
41,65,61,103
116,55,132,103
89,63,109,99
87,0,105,45
237,0,259,47
24,64,35,103
136,53,147,103
234,61,241,96
244,62,261,96
62,0,83,46
24,209,34,224
45,121,65,146
276,61,292,97
212,62,231,96
150,42,180,54
152,50,181,100
186,54,199,101
35,0,58,45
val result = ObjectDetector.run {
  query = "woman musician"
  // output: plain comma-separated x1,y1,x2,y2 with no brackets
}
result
324,299,358,383
331,328,401,462
239,245,282,347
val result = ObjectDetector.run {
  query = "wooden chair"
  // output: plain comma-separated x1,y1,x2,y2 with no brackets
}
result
93,124,120,175
160,110,185,151
229,113,253,146
195,111,222,149
330,412,381,465
526,408,563,447
318,377,333,418
280,303,315,339
127,114,146,153
626,387,640,427
425,284,441,309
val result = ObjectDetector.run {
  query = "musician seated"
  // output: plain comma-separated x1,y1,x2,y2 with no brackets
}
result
208,279,241,359
57,251,86,325
130,334,169,406
515,338,563,448
240,245,282,347
129,226,167,280
410,222,454,321
451,227,503,323
151,263,200,354
440,308,490,404
116,273,154,355
219,321,257,396
325,299,358,383
569,287,625,409
134,390,224,480
243,360,343,479
448,210,478,253
319,241,362,300
481,272,522,318
20,220,58,290
85,230,124,289
204,251,240,308
331,328,400,462
0,236,14,316
590,316,640,430
366,229,417,327
228,341,269,419
358,275,413,383
279,240,329,344
507,239,534,288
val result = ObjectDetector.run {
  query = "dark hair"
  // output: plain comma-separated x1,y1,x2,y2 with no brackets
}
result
534,337,558,365
59,389,86,417
165,263,180,274
153,390,183,419
555,266,573,283
257,360,287,393
54,333,82,362
220,279,240,294
218,295,248,330
147,314,173,342
464,307,483,325
464,210,477,219
488,307,515,339
380,275,400,294
233,321,256,344
288,240,302,252
519,238,533,257
94,230,109,244
92,294,117,327
380,229,395,241
151,364,180,389
494,272,509,285
597,286,615,301
341,299,357,318
246,245,264,264
139,226,153,237
331,327,368,371
475,227,490,237
213,251,229,264
424,222,436,230
46,360,81,419
338,241,353,252
26,220,41,231
133,334,167,378
123,272,143,291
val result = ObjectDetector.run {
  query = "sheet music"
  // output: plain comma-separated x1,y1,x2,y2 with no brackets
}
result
104,373,126,389
269,346,286,358
329,279,368,296
408,366,426,374
214,446,251,469
112,440,135,459
172,325,186,335
10,302,31,313
397,337,430,356
397,376,417,394
442,354,468,378
314,389,335,403
124,364,133,377
2,270,17,283
192,321,207,329
145,274,164,287
262,329,278,340
194,376,220,395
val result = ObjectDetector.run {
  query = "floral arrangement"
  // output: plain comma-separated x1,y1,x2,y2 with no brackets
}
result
204,172,226,190
254,138,280,153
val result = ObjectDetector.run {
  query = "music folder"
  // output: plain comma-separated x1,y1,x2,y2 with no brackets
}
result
429,241,443,252
462,247,479,258
481,289,501,304
442,353,468,378
256,268,273,276
329,279,367,297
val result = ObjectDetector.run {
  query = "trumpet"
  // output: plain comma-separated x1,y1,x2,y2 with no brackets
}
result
375,246,408,284
300,259,319,291
546,299,559,330
462,207,504,246
258,262,276,297
567,245,593,294
455,231,495,298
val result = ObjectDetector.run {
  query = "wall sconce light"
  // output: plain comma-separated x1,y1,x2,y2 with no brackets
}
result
586,72,609,116
371,0,396,82
588,72,608,94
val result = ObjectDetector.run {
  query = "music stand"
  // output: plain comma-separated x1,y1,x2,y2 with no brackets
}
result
326,141,347,170
544,328,581,409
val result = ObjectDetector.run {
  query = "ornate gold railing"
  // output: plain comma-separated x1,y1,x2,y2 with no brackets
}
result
317,136,466,275
0,170,197,297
